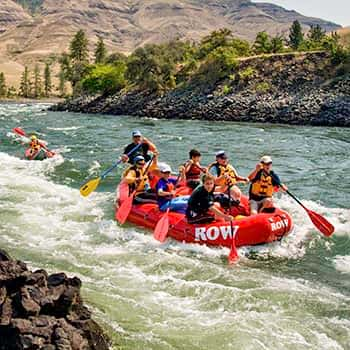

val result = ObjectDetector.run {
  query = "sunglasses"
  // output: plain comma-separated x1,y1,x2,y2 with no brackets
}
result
136,162,145,166
262,162,272,165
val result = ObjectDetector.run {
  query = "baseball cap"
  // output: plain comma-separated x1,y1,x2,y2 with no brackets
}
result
215,150,228,159
132,130,142,137
260,155,272,164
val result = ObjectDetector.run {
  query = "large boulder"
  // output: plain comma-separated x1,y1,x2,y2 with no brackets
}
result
0,251,110,350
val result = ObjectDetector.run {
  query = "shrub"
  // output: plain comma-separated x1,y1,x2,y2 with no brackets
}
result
81,63,126,95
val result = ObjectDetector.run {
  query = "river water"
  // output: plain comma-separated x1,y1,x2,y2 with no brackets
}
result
0,103,349,350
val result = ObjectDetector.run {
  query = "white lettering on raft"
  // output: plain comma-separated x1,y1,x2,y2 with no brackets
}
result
271,219,289,231
195,225,239,242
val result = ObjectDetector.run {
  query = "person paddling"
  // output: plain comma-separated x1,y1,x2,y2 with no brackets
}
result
208,151,248,203
186,174,234,224
248,155,288,215
29,135,41,154
180,149,207,190
156,163,188,213
123,155,158,204
122,130,158,164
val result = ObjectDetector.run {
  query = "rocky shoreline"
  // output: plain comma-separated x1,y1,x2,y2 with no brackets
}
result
0,249,110,350
51,52,350,127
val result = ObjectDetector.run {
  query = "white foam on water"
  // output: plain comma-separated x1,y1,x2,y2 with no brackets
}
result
333,256,350,274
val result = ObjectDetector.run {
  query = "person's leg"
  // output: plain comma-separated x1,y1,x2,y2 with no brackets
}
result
161,196,189,213
230,185,241,202
249,199,259,215
259,198,274,213
134,191,158,204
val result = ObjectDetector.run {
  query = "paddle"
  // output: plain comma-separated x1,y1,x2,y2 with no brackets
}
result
80,143,142,197
154,208,170,242
153,173,184,241
228,186,239,264
285,190,334,237
115,155,155,224
13,127,55,155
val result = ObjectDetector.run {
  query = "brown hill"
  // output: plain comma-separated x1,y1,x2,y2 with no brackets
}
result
0,0,341,87
337,27,350,46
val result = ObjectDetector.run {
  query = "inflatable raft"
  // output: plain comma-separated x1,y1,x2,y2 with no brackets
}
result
116,183,293,248
24,148,55,161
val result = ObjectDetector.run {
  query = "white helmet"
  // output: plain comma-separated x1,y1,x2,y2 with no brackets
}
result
159,163,172,173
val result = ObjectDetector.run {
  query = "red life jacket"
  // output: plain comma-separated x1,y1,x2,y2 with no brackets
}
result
185,162,201,181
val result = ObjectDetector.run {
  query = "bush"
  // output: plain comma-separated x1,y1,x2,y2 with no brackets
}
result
195,46,238,85
238,67,256,80
255,82,271,93
81,63,126,95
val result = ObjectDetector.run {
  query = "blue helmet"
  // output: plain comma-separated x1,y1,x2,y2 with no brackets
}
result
134,155,145,164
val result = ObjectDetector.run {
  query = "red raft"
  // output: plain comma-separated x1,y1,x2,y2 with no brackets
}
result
24,148,55,161
116,183,293,248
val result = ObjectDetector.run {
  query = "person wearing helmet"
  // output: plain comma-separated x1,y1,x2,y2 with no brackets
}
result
248,155,288,215
208,150,249,203
121,130,158,164
180,149,207,191
155,163,188,213
123,155,158,204
29,135,41,154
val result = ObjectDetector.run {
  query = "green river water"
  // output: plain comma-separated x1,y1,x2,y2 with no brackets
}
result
0,103,349,350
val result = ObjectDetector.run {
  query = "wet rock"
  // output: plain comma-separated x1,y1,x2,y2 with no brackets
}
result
0,250,110,350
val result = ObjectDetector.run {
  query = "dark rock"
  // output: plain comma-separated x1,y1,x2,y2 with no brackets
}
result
0,250,111,350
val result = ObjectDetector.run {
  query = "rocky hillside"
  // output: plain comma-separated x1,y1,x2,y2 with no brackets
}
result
0,0,341,86
52,52,350,127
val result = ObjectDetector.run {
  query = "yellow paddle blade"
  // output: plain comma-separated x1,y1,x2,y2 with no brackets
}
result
80,178,101,197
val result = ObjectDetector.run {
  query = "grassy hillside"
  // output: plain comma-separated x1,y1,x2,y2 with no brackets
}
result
338,27,350,46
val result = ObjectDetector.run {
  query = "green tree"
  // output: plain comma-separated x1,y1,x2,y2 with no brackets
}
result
106,52,127,65
270,35,284,53
308,24,326,43
0,72,7,97
94,37,107,64
70,29,89,62
7,86,17,98
44,63,52,97
60,30,90,93
197,28,233,59
126,45,177,92
58,69,67,97
289,20,304,50
253,32,272,54
32,64,43,98
19,66,32,98
82,63,126,95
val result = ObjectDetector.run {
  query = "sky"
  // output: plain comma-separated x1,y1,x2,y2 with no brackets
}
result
253,0,349,27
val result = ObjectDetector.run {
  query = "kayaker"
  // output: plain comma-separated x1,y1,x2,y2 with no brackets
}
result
180,149,207,190
156,163,189,213
121,130,158,164
186,174,234,224
29,135,41,155
123,155,158,204
248,155,288,214
208,151,249,203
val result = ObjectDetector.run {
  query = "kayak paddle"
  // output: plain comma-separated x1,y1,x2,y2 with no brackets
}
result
285,190,334,237
228,186,239,264
154,208,170,242
115,155,155,224
80,143,142,197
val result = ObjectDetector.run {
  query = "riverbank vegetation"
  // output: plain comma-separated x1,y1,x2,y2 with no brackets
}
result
1,21,349,100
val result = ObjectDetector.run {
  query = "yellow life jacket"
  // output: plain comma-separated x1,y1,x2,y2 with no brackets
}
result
123,165,150,194
30,140,41,151
251,171,274,197
208,162,237,186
